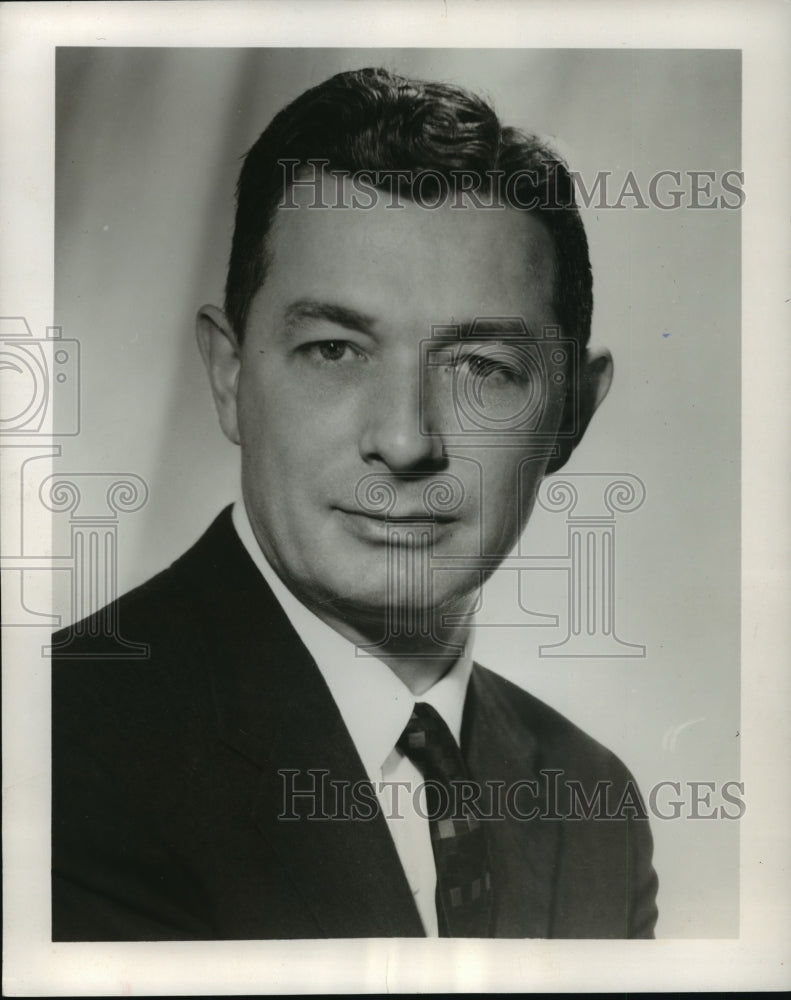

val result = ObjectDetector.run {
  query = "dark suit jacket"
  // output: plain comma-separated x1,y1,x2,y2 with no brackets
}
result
52,507,658,940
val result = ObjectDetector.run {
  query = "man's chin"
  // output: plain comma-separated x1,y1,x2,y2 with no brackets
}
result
305,567,478,633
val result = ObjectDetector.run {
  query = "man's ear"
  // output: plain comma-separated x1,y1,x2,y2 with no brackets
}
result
545,348,613,475
196,305,242,445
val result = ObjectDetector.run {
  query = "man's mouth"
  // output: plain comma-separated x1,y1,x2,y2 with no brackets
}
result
336,507,458,524
334,507,459,544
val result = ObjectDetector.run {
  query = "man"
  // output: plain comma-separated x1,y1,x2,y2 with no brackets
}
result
52,67,658,940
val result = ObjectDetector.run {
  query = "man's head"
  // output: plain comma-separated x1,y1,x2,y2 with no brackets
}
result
197,67,612,638
223,67,593,352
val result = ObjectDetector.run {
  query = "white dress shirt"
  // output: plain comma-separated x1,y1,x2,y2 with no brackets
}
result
231,499,475,936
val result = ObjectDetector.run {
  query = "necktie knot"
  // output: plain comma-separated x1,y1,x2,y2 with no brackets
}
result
398,701,469,780
397,702,493,937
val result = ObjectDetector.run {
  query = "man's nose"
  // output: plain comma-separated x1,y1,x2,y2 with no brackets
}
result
358,359,446,473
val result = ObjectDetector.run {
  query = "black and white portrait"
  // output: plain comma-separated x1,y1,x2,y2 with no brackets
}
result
2,3,789,995
49,45,739,940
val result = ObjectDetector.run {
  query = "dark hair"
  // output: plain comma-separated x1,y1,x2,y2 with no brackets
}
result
225,67,592,347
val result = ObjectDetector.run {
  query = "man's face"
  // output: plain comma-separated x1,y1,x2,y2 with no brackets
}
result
205,180,587,625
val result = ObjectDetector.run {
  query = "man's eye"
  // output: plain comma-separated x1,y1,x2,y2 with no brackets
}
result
461,353,520,384
304,340,361,363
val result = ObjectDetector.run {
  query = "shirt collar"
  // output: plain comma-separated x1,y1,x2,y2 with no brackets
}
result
231,498,475,781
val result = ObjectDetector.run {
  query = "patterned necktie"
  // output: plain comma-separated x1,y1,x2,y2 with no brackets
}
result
397,701,493,937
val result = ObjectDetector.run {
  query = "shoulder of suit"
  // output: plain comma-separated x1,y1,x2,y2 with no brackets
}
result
471,662,637,784
50,507,245,730
51,506,236,654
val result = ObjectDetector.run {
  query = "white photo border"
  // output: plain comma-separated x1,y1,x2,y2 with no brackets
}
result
1,0,789,994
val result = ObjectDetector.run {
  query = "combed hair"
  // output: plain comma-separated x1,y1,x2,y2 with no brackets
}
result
225,67,592,347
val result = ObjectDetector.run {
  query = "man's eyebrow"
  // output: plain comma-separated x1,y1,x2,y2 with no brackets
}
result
283,298,377,336
431,317,538,341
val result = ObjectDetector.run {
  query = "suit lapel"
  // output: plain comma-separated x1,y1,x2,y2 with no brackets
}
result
463,665,561,937
180,508,424,937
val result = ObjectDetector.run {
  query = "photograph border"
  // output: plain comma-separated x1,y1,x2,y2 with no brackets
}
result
2,0,790,994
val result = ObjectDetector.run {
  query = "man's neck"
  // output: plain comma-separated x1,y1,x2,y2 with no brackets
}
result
231,498,476,695
311,600,476,696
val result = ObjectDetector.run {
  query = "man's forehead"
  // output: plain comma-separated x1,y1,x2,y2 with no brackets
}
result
266,172,558,308
281,169,553,235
